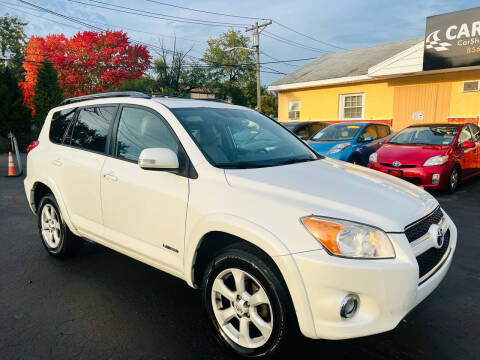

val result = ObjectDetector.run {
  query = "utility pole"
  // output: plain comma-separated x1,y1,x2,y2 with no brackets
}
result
246,20,272,111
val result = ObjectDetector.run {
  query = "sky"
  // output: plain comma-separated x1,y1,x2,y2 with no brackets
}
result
1,0,480,85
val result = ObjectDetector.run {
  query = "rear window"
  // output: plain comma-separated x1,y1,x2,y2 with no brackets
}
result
69,106,117,153
49,108,76,144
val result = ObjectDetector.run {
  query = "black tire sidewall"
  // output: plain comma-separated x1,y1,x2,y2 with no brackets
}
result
202,249,288,358
37,194,68,256
449,167,459,193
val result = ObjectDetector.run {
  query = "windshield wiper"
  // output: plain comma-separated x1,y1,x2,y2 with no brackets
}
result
275,157,317,166
216,161,271,169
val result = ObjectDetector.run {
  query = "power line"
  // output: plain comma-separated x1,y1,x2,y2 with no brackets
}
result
260,51,297,67
273,21,348,51
142,0,267,21
67,0,249,27
263,30,329,53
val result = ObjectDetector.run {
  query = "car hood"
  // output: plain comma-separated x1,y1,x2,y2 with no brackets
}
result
377,144,450,165
225,158,439,232
307,140,350,155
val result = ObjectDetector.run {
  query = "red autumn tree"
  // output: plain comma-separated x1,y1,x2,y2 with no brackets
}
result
20,31,151,109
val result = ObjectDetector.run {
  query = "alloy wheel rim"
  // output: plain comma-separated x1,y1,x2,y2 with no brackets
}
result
41,204,61,249
211,268,273,349
450,169,458,189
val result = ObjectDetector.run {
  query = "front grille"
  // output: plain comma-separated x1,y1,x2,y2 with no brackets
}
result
404,206,443,243
380,162,417,168
417,230,450,281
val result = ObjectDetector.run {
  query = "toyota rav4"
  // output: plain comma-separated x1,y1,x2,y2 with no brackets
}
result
24,92,457,358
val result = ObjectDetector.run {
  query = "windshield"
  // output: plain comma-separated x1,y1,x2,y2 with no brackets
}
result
389,126,459,145
310,124,361,141
171,107,318,169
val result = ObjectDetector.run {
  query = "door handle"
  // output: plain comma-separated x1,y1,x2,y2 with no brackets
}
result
103,172,118,182
52,159,62,166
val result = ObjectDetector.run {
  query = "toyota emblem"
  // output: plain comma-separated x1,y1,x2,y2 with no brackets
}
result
437,228,444,248
392,161,401,167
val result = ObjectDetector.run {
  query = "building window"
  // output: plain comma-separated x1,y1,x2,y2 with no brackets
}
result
339,94,364,120
463,81,479,92
288,101,300,120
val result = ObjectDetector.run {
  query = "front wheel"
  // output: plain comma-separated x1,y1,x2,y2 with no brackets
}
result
202,245,292,358
448,167,460,193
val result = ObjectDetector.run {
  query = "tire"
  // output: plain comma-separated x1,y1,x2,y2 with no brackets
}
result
37,194,82,257
202,244,293,358
348,155,361,165
447,166,460,193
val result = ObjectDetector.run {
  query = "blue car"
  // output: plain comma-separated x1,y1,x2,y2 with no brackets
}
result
307,122,393,165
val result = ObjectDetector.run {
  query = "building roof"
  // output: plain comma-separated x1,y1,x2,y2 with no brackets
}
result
270,38,423,88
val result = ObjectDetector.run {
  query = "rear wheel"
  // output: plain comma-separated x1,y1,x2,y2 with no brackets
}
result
448,166,460,193
37,194,82,257
202,244,292,358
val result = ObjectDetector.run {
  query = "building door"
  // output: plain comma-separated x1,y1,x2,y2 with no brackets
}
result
393,82,451,131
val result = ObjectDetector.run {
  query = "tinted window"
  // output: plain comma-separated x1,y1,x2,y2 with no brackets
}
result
458,126,473,144
172,107,317,169
376,125,390,138
49,108,76,144
467,124,480,141
359,125,378,141
310,123,327,134
295,125,309,139
115,107,179,162
70,106,116,153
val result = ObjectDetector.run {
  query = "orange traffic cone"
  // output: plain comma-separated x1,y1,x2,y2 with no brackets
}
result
7,152,16,176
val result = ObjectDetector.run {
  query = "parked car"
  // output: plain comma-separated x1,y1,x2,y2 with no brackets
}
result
281,120,330,139
308,122,393,165
24,92,456,358
368,123,480,192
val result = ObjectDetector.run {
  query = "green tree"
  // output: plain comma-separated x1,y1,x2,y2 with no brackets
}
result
202,29,255,104
0,65,31,151
32,61,63,132
260,88,278,118
118,76,156,93
0,14,27,79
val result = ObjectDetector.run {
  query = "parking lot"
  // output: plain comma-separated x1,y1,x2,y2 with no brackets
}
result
0,153,479,360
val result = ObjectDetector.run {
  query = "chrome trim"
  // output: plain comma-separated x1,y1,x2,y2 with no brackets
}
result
418,247,452,285
412,234,431,248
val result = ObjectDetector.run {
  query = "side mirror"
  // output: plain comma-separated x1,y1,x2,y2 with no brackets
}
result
362,136,374,142
138,148,179,171
461,141,475,149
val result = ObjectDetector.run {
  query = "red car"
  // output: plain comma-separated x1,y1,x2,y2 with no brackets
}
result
368,123,480,192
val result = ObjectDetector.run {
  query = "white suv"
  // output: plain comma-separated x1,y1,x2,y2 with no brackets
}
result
24,92,456,357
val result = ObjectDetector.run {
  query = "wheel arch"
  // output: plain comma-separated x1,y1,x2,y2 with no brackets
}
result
29,179,78,236
184,214,317,338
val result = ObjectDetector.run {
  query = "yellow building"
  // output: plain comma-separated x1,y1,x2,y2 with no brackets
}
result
268,38,480,131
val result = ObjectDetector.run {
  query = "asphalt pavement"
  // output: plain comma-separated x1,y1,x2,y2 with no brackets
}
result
0,153,479,360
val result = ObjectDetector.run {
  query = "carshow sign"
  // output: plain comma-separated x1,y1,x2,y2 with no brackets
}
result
424,7,480,70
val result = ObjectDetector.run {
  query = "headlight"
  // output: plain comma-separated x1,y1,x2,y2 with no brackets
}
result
369,152,378,163
423,155,448,167
301,216,395,259
328,143,350,154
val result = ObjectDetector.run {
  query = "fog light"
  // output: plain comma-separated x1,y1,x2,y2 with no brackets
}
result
340,294,359,319
432,173,440,184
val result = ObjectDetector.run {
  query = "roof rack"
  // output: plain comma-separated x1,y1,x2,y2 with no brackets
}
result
60,91,151,106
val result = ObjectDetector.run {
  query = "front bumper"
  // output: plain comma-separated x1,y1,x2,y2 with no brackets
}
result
368,162,452,189
292,213,457,340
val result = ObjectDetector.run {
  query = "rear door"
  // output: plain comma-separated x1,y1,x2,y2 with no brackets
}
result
59,105,117,237
467,124,480,173
100,105,189,272
457,125,476,179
